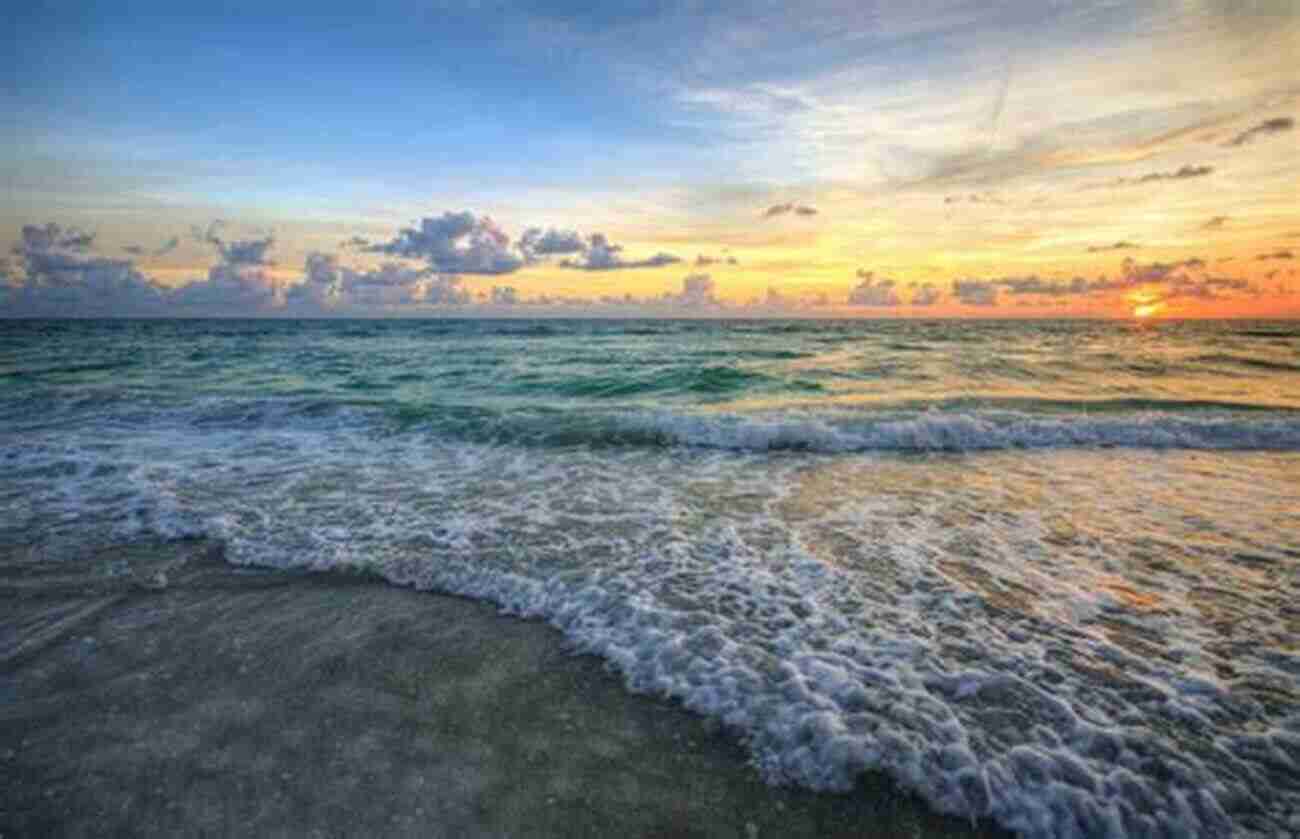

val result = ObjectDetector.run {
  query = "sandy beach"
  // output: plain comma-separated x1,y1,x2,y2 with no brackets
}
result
2,538,1007,838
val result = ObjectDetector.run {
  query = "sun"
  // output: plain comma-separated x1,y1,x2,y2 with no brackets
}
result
1132,301,1166,319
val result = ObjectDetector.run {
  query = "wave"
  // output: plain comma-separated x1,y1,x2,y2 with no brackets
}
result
609,409,1300,453
509,365,823,399
6,389,1300,453
1189,353,1300,373
7,387,1300,836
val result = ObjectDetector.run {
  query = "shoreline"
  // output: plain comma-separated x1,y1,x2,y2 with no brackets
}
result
1,538,1009,838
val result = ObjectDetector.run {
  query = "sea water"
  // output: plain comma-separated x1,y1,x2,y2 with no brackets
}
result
2,318,1297,837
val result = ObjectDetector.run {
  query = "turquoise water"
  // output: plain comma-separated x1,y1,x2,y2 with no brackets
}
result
3,318,1299,837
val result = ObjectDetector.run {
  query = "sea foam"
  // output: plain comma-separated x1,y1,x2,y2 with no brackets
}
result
4,418,1298,838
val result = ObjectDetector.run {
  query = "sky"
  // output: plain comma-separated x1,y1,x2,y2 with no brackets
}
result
3,0,1298,318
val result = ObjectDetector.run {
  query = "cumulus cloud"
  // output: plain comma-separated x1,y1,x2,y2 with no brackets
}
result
15,223,95,254
953,278,998,306
284,253,345,308
172,263,284,311
763,202,818,218
193,221,275,266
1087,241,1140,252
1074,257,1261,302
490,285,519,305
910,282,942,306
3,222,164,315
847,270,901,306
1163,274,1257,300
559,233,681,271
363,211,522,275
284,253,469,310
1224,116,1293,147
171,222,290,311
668,273,721,307
519,227,586,258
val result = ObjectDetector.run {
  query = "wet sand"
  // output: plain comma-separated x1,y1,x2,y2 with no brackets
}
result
1,539,1008,838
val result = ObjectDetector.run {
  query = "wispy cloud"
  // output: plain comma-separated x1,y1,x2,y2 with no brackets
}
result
1224,116,1294,147
1110,165,1213,187
1087,241,1140,252
763,202,818,218
123,236,179,257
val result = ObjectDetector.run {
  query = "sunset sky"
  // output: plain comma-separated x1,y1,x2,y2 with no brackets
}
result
3,0,1298,317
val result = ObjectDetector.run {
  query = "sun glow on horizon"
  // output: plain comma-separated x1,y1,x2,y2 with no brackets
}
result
1132,301,1166,319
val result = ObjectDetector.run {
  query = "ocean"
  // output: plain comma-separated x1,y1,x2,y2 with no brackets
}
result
2,317,1298,837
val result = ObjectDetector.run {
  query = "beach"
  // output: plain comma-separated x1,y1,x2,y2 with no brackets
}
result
2,318,1298,837
1,538,1007,838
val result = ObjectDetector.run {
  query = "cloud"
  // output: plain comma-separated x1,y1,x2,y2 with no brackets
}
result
1087,241,1140,252
285,253,466,310
996,276,1091,296
943,193,1002,205
668,273,721,307
1111,165,1213,187
1202,216,1230,230
284,253,345,308
847,270,901,307
363,211,522,275
953,278,998,306
1109,257,1205,287
695,253,739,267
340,235,370,250
123,236,179,257
14,223,96,254
910,282,942,306
193,221,275,266
763,202,818,218
1224,116,1293,147
559,233,681,271
171,264,284,311
356,214,680,274
3,222,164,315
934,257,1260,309
490,285,519,305
1085,257,1260,301
1163,274,1257,300
1257,250,1294,261
172,223,287,311
519,228,586,258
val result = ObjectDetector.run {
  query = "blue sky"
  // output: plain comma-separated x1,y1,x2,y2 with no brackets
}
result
3,1,1298,316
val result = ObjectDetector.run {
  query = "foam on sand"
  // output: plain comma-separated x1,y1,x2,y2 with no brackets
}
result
5,418,1297,837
